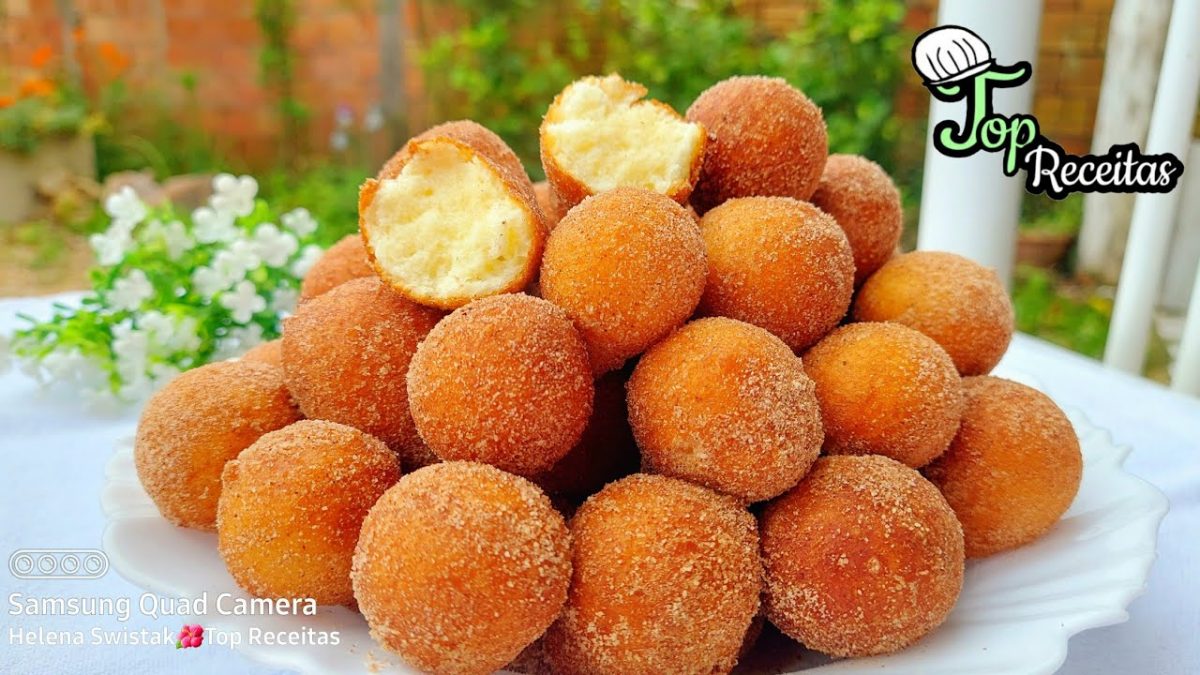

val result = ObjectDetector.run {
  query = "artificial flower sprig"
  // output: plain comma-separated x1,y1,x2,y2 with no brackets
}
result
4,174,325,405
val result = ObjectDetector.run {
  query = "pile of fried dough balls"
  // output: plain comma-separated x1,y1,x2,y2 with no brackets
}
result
134,74,1084,675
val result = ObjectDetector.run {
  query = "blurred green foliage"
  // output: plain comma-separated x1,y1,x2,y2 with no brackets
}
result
1012,266,1110,359
0,87,97,154
420,0,909,178
1020,192,1083,235
258,163,365,246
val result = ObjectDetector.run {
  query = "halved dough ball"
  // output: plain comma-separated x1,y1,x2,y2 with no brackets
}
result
761,455,964,658
810,154,903,284
924,376,1082,558
407,294,594,477
544,474,761,675
803,322,964,468
299,234,375,300
686,76,827,214
699,196,854,352
541,74,706,216
378,120,531,189
218,420,400,605
540,187,707,374
282,277,443,469
353,462,571,675
134,360,301,530
627,318,823,503
854,251,1014,376
360,136,545,309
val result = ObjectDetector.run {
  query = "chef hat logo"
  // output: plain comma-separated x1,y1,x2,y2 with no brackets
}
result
912,26,994,86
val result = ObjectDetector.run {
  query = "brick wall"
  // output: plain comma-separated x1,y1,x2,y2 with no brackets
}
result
1,0,1117,166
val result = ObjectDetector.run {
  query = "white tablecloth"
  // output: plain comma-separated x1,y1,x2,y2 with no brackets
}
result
1,293,1197,675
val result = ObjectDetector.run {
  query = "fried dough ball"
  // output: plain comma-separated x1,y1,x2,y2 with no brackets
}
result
352,462,571,675
532,180,561,229
407,294,593,476
540,187,707,374
698,197,853,352
281,277,443,469
803,323,964,468
134,360,301,530
378,120,531,188
810,154,903,284
854,251,1015,376
627,318,823,503
924,376,1082,558
544,474,761,675
541,74,706,215
360,135,545,309
686,76,827,213
217,420,399,605
761,455,964,657
299,234,374,300
530,371,639,500
240,338,282,368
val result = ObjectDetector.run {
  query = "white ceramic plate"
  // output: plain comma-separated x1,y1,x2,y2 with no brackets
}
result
102,407,1168,675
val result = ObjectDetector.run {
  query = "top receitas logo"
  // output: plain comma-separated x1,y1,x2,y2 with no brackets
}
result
913,25,1184,199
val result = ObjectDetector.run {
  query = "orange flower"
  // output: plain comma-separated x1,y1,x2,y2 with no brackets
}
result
0,95,13,108
73,25,86,43
18,77,55,97
31,45,54,68
97,42,130,73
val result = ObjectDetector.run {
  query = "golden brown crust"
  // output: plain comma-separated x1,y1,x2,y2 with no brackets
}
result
378,119,531,189
134,360,302,530
854,251,1015,376
810,154,904,285
540,186,707,374
698,196,853,352
532,180,562,229
240,338,282,368
352,462,571,675
686,76,827,214
923,376,1082,558
760,455,964,658
802,322,965,468
627,317,823,503
529,371,639,499
299,234,375,300
544,474,761,675
539,75,706,215
360,135,547,310
217,420,400,605
281,277,443,469
406,294,594,477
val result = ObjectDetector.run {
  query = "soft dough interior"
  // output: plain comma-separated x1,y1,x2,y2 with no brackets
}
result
366,140,534,301
545,76,704,193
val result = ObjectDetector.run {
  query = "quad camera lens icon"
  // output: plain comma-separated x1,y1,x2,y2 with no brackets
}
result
9,548,109,579
912,25,994,86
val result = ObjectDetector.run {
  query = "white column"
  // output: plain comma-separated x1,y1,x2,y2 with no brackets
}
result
1104,0,1200,374
916,0,1044,289
1174,267,1200,395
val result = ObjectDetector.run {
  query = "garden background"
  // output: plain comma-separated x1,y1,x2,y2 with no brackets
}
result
0,0,1170,378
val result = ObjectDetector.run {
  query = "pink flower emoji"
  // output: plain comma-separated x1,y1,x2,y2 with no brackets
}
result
176,624,204,649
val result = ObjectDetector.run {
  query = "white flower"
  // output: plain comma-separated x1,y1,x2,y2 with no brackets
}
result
281,208,318,238
112,321,149,383
212,239,261,283
330,129,349,152
153,220,193,260
210,174,259,218
89,220,136,266
192,266,230,299
148,362,181,387
214,323,264,360
220,280,267,323
364,105,384,133
270,286,299,314
291,244,324,278
192,206,238,244
251,223,299,268
110,269,155,312
104,186,147,225
139,312,203,355
335,105,354,128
